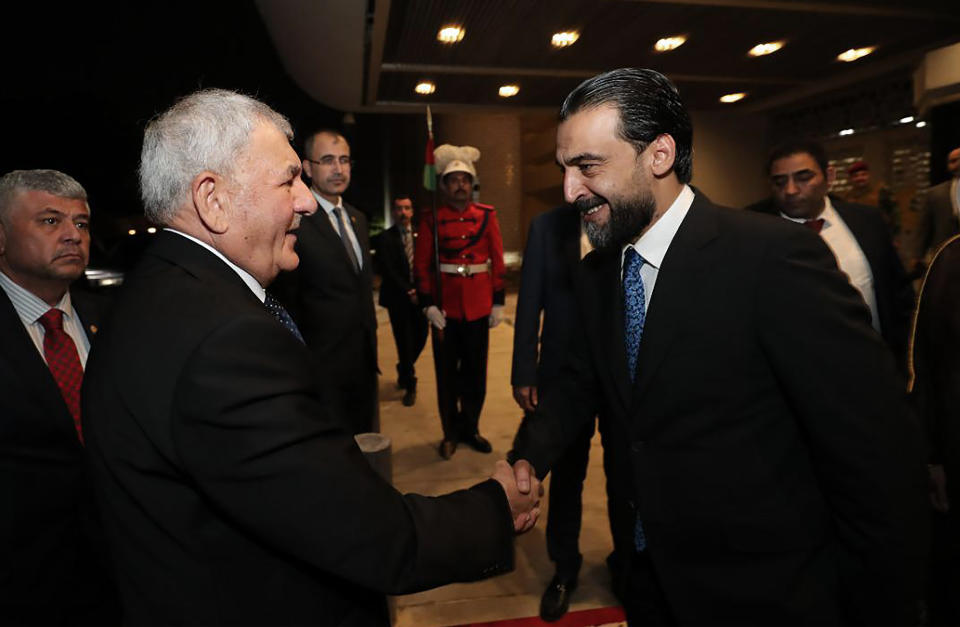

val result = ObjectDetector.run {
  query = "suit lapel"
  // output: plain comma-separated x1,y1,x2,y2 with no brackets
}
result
304,207,358,275
632,196,718,406
584,249,632,411
0,289,77,433
832,199,882,274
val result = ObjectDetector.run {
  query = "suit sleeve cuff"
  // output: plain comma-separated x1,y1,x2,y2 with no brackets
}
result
418,293,434,308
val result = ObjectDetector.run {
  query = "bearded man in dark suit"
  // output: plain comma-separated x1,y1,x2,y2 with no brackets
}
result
510,68,927,626
82,89,541,626
0,169,117,625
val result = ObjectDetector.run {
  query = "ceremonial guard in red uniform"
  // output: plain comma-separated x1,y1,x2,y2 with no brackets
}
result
414,145,506,459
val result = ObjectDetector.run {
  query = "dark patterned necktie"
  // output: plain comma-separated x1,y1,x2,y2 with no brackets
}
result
402,227,414,281
264,293,305,344
623,247,648,551
333,207,361,273
803,218,825,233
38,309,84,443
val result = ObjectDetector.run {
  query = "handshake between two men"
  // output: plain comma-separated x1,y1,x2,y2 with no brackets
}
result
491,459,543,533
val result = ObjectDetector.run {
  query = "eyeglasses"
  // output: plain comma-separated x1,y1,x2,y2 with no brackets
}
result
305,156,355,168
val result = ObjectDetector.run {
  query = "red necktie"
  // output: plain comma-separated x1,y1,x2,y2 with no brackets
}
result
38,309,84,443
803,218,825,233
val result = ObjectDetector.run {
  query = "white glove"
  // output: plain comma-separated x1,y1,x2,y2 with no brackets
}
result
489,305,504,328
424,305,446,329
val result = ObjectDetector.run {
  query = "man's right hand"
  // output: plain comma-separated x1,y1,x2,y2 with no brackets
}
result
424,305,446,329
491,460,542,533
512,386,538,412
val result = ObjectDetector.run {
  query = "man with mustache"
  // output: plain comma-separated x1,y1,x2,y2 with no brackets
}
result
0,169,118,624
510,68,927,625
414,145,506,459
82,89,542,626
272,128,379,434
752,140,914,372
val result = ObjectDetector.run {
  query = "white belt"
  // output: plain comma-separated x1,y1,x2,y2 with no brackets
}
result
439,261,490,277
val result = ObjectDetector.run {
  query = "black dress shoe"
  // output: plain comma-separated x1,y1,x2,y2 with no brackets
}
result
402,388,416,406
439,439,457,459
540,574,577,622
463,432,492,453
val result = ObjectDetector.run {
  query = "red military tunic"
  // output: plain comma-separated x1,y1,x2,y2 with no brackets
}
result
414,202,506,322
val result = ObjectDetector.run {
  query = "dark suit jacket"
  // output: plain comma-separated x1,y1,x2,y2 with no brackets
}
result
511,205,582,389
82,232,513,625
374,223,416,310
274,202,378,383
922,179,959,256
514,194,927,624
751,196,915,369
0,283,117,623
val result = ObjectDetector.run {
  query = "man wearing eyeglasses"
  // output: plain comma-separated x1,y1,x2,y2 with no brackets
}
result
273,129,378,435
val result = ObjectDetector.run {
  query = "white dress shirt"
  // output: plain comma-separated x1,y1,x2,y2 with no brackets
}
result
0,270,91,366
620,184,696,312
313,191,364,270
165,229,266,302
780,197,881,332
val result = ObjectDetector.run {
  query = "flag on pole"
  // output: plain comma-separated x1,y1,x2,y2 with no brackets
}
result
423,105,436,191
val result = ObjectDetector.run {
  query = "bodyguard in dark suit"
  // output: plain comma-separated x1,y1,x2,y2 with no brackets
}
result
0,169,117,625
752,140,915,371
273,129,378,434
83,89,541,626
511,69,927,625
512,204,634,620
919,147,960,259
374,194,428,406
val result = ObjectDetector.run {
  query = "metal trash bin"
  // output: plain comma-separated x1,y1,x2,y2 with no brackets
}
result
354,433,392,484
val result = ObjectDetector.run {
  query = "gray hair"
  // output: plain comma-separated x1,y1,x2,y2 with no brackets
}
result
0,169,87,224
139,88,293,225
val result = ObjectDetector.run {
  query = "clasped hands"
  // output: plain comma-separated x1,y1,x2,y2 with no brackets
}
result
491,459,542,533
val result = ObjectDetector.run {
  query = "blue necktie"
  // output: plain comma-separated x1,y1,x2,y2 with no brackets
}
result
623,247,648,551
264,292,305,344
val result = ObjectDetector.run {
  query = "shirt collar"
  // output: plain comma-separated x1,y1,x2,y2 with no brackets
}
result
163,228,266,303
779,195,835,228
0,270,75,325
312,190,342,216
622,184,695,270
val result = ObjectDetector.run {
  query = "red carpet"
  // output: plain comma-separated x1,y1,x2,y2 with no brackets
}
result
453,606,626,627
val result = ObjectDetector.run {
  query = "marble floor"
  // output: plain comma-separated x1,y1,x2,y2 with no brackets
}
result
375,294,621,626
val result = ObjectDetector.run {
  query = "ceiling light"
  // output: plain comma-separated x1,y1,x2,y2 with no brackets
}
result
654,36,686,52
415,81,436,95
719,92,747,103
437,25,465,44
837,46,875,62
127,229,137,236
147,227,157,234
499,84,520,98
748,41,784,57
916,121,927,128
551,31,579,48
839,128,855,136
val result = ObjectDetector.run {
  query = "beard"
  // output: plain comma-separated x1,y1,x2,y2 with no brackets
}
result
576,192,656,252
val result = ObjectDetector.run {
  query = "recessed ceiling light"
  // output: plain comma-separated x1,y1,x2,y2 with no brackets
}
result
748,41,784,57
916,121,927,128
499,84,520,98
437,25,465,44
654,36,686,52
719,92,747,103
415,81,436,95
127,229,137,236
551,31,579,48
147,227,157,234
839,128,855,136
837,46,875,62
899,116,914,124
